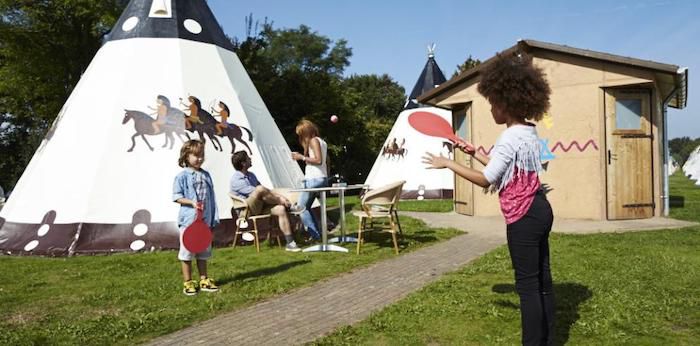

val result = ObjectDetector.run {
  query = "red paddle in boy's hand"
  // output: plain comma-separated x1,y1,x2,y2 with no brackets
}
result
408,111,475,153
183,202,212,253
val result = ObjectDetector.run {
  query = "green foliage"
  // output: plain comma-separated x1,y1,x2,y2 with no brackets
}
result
232,22,405,182
0,0,126,189
0,215,461,345
669,136,700,167
452,54,482,78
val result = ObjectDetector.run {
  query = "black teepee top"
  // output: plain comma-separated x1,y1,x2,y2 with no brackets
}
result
405,53,447,110
105,0,234,51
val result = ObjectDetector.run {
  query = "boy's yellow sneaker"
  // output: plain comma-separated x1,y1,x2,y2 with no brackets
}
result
199,277,219,292
183,280,198,296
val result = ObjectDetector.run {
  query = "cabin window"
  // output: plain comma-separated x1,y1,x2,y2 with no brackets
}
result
615,99,642,130
454,109,468,138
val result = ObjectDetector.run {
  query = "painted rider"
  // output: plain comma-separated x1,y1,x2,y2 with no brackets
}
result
390,138,399,151
181,96,204,129
213,101,231,135
150,95,170,134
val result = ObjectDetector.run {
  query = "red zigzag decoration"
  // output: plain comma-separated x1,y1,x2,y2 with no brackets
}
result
551,140,599,152
475,139,598,156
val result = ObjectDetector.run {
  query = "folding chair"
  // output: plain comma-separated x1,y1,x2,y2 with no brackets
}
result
352,180,406,254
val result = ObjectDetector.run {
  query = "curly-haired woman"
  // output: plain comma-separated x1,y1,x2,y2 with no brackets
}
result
423,52,555,346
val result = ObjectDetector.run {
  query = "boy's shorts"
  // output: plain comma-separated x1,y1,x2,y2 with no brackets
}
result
178,226,212,261
246,192,276,216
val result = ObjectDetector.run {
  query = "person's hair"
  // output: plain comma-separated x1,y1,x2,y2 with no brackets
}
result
231,151,249,171
157,95,171,108
477,52,551,121
295,119,320,153
178,140,204,167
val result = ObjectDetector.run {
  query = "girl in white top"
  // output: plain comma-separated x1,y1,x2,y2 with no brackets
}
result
422,53,554,345
292,120,328,240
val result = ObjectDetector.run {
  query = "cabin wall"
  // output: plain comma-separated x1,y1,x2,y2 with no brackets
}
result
436,51,663,219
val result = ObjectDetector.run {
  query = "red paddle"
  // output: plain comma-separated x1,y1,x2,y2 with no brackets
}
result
183,203,212,253
408,111,464,143
408,111,475,153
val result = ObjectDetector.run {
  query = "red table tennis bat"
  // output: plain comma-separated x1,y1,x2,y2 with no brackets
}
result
183,204,212,253
408,111,464,143
408,111,474,152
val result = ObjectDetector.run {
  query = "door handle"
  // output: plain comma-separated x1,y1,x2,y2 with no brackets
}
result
608,150,611,164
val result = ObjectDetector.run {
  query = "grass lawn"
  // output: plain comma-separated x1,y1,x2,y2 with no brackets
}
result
315,174,700,345
0,215,462,345
326,195,453,212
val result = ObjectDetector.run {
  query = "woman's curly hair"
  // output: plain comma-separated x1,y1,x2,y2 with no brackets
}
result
477,52,551,121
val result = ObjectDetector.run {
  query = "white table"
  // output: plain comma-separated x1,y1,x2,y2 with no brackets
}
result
291,184,367,253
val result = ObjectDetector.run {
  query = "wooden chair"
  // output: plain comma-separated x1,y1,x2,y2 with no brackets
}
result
229,193,281,252
352,180,406,254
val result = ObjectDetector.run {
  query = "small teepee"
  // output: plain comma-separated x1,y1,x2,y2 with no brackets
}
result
683,145,700,184
0,0,304,255
364,46,453,199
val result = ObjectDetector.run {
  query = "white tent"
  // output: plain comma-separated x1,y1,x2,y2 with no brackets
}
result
364,50,454,199
0,0,304,255
668,156,678,176
682,145,700,184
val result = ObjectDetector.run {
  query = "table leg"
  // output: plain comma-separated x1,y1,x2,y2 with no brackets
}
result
329,189,357,244
303,190,348,252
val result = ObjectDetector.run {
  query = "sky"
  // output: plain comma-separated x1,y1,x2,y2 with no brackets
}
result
208,0,699,139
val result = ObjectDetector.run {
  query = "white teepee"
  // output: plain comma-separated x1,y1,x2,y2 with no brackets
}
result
364,49,454,199
668,156,678,176
0,0,304,255
682,145,700,184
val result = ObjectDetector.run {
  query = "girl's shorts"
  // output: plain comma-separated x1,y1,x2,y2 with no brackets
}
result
178,226,212,261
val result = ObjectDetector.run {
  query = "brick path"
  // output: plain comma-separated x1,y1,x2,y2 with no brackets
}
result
148,213,694,345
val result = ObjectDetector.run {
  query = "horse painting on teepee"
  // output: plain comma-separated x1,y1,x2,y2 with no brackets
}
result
0,0,304,256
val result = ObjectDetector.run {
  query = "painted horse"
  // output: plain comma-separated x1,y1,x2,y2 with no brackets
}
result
186,97,254,154
122,110,187,152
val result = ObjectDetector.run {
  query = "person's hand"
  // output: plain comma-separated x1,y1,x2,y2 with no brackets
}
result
281,197,292,208
422,152,450,169
191,201,203,210
455,140,476,155
291,152,304,161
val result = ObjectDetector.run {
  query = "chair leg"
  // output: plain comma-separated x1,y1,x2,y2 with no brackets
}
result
253,219,260,253
393,210,403,235
390,219,399,254
270,217,281,248
232,223,240,248
356,217,364,255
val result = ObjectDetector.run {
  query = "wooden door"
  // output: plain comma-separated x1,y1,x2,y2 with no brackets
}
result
452,104,474,215
605,89,654,219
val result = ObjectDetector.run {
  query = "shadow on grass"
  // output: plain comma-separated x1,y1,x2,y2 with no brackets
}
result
219,260,311,285
355,229,439,250
669,195,685,208
492,282,592,345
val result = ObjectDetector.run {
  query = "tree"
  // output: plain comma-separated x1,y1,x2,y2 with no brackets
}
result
232,22,405,182
669,136,700,167
341,74,405,172
452,55,482,78
0,0,126,190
